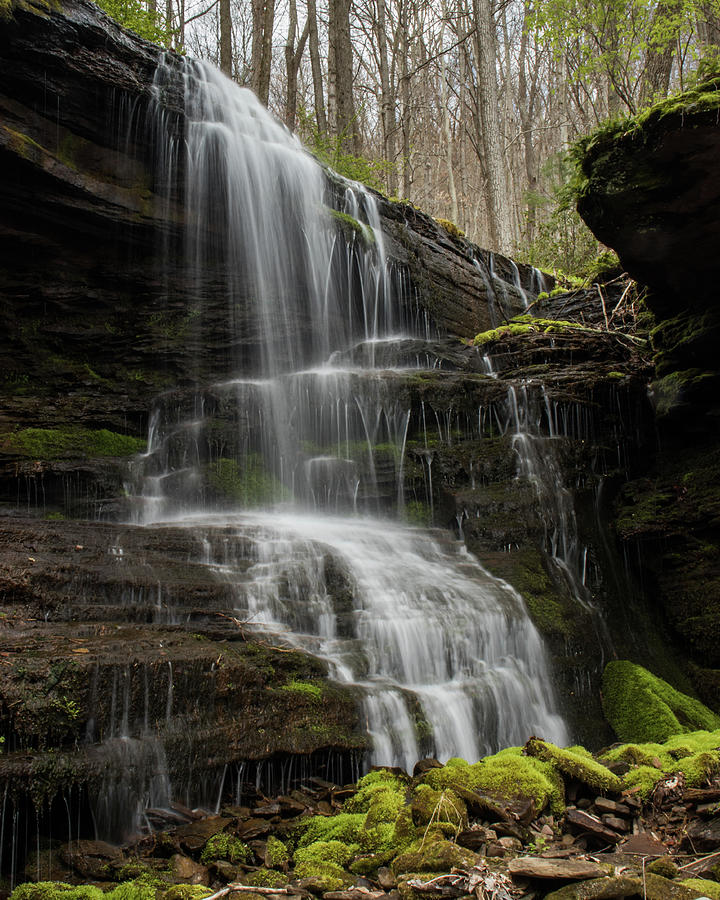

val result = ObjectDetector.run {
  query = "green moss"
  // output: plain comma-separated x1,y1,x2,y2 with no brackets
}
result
403,500,432,526
349,848,396,876
328,208,375,245
206,455,290,507
601,730,720,798
293,860,352,892
243,870,288,888
473,315,590,346
391,838,477,877
294,813,365,849
434,218,466,239
10,427,146,458
159,889,212,900
410,785,467,831
280,680,322,700
648,858,679,879
602,661,720,743
424,748,565,816
524,738,622,793
293,840,356,891
265,836,290,868
10,886,104,900
200,833,251,865
107,881,163,900
681,881,720,900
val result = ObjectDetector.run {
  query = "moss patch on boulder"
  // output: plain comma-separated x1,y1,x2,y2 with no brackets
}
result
524,738,622,793
602,661,720,743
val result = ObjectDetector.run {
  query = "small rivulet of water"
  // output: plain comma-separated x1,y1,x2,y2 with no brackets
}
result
127,56,568,784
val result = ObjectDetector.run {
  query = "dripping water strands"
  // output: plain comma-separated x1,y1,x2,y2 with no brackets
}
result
120,54,570,810
503,378,614,661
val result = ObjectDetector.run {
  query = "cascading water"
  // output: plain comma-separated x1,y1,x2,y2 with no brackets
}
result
132,56,569,774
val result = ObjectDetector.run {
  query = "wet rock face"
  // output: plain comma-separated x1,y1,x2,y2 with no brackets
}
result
575,81,720,712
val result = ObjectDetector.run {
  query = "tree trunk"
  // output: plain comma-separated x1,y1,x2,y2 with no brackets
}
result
219,0,232,75
471,0,512,250
640,0,682,107
375,0,397,194
328,0,358,152
251,0,275,105
284,0,309,130
307,0,327,134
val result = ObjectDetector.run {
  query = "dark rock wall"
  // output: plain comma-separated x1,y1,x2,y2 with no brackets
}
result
576,75,720,709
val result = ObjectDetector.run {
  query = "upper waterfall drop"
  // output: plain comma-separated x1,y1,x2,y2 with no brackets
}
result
136,55,570,766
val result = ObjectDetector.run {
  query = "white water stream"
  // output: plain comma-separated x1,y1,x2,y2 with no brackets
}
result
134,57,569,770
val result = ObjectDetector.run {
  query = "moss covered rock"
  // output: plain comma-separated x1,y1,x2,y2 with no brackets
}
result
524,738,622,793
602,661,720,743
391,838,477,876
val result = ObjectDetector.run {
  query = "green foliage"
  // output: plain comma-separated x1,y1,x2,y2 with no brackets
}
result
602,660,720,743
297,109,391,193
206,455,290,507
403,500,432,526
93,0,173,45
515,152,601,275
10,427,146,458
200,833,251,865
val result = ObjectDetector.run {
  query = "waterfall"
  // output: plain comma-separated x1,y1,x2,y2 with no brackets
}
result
132,56,569,771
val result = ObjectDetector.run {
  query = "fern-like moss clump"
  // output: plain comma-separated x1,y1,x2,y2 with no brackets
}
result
602,660,720,743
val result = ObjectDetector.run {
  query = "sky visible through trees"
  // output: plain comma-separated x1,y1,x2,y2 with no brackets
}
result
102,0,720,265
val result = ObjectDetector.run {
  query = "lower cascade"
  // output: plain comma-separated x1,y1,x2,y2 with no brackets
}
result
128,56,568,770
146,512,568,772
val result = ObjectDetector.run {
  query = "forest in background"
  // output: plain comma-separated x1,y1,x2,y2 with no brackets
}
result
98,0,720,269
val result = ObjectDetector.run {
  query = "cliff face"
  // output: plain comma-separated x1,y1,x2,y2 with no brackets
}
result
576,73,720,708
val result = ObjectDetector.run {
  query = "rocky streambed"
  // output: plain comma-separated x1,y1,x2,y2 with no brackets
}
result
11,728,720,900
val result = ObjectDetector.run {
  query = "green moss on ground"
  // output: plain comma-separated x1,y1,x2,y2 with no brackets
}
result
681,880,720,900
424,748,565,816
243,870,288,888
265,836,290,868
200,833,251,865
601,729,720,798
391,838,477,877
524,738,622,793
8,427,146,458
602,661,720,743
10,880,165,900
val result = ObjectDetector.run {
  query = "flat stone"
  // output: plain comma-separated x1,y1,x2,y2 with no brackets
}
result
544,876,644,900
508,857,611,880
601,816,629,833
617,833,667,857
175,816,232,851
377,868,396,891
683,817,720,851
169,853,210,885
593,798,631,818
323,891,385,900
239,818,273,839
564,809,621,844
413,758,443,777
457,827,495,851
59,840,123,880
